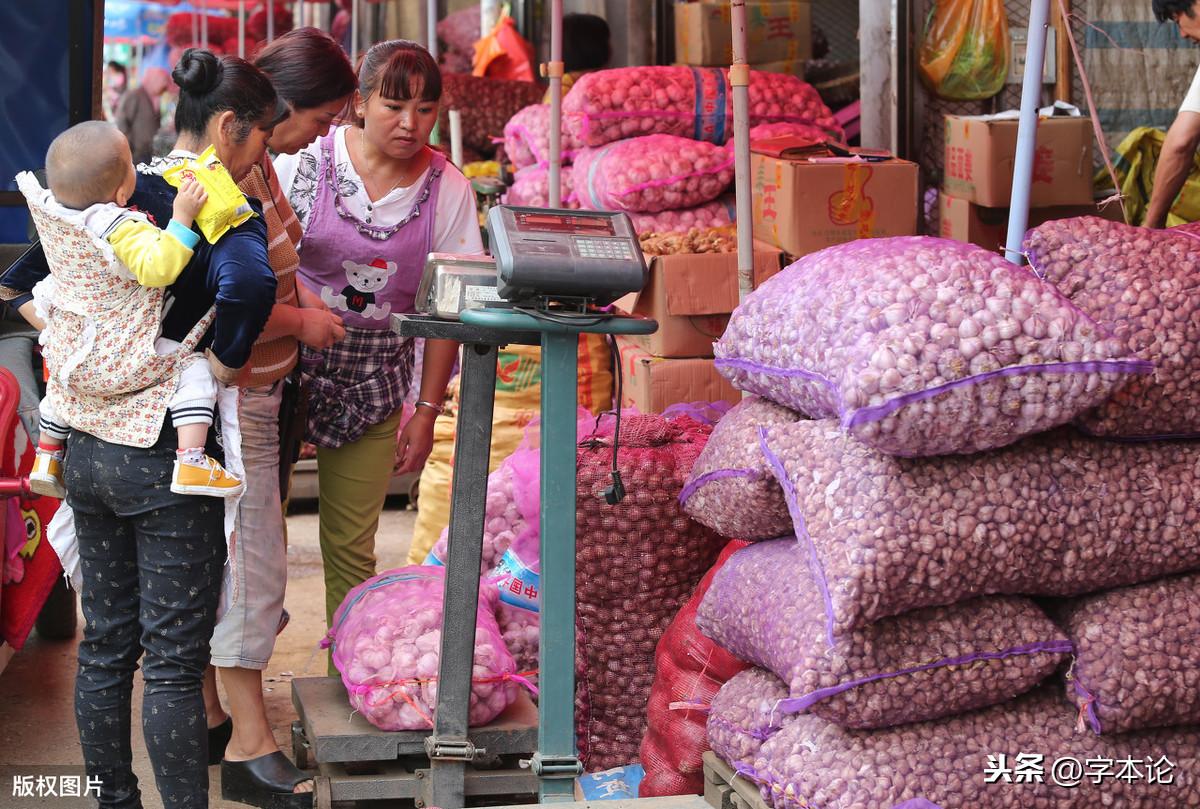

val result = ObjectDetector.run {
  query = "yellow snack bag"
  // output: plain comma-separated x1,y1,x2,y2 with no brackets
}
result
163,145,255,242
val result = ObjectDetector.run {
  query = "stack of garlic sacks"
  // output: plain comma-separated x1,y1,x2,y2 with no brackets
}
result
502,66,842,233
675,227,1200,808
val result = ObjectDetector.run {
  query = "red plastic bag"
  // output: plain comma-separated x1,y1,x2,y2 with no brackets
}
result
639,539,750,797
473,13,536,83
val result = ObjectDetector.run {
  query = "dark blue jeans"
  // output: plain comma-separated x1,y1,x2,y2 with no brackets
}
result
65,427,226,809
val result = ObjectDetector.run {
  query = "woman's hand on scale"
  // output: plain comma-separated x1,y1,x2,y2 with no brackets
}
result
394,406,437,475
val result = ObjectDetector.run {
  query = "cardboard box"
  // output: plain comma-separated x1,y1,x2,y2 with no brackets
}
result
674,1,812,66
674,58,806,78
750,142,920,258
616,336,739,413
943,114,1095,208
939,192,1125,252
614,242,783,358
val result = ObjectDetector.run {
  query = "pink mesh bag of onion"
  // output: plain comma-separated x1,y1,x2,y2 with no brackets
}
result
323,566,530,731
573,135,735,213
697,539,1070,730
714,236,1151,457
562,66,841,147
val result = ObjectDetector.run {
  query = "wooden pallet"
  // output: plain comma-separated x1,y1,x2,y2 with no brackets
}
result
702,752,769,809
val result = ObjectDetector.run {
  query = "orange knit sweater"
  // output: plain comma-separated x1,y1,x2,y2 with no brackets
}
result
239,158,301,387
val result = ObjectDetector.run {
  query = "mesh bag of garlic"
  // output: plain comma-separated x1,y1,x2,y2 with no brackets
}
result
739,682,1200,809
324,566,525,731
627,198,734,234
563,66,842,147
759,420,1200,637
1056,571,1200,735
503,164,579,209
715,236,1152,457
503,103,583,169
707,668,793,771
697,539,1069,730
680,396,805,541
639,540,750,798
1024,217,1200,439
572,135,735,213
489,526,541,677
574,413,724,771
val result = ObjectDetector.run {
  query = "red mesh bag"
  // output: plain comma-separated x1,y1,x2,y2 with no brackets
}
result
574,413,724,771
639,539,750,797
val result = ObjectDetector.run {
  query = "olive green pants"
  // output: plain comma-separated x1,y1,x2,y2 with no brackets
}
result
316,408,404,674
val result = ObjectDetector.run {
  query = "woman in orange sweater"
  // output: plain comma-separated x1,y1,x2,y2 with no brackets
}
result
201,29,356,809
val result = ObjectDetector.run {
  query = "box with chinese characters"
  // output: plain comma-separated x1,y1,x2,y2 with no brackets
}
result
750,139,919,259
943,113,1095,208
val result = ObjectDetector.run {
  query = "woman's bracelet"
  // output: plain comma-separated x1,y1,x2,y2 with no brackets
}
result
415,400,446,415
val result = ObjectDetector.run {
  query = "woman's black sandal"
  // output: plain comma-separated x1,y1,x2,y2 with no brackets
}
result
221,751,313,809
207,718,233,766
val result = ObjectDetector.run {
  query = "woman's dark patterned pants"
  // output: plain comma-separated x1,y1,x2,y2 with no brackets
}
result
64,428,226,809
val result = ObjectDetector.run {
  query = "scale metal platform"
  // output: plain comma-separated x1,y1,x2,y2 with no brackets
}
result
292,677,539,806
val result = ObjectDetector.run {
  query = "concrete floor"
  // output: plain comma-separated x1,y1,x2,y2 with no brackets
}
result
0,498,417,809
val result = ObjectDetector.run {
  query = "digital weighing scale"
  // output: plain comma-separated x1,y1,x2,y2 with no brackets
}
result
416,207,648,319
411,207,656,806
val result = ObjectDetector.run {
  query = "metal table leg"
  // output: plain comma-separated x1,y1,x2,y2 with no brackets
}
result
428,342,499,809
533,332,583,801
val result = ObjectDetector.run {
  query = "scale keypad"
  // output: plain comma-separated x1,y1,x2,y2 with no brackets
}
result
575,237,635,261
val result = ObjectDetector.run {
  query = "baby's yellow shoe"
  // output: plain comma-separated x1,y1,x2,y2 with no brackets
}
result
172,455,244,498
29,449,66,499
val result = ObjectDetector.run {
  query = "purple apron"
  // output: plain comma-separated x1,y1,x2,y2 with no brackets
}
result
296,129,445,447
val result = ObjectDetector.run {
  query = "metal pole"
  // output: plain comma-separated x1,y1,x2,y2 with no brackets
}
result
238,0,246,58
428,342,497,809
201,0,208,47
191,3,199,45
482,0,501,37
295,0,304,30
731,1,753,303
1004,0,1052,264
535,331,580,803
547,0,563,208
351,0,360,66
426,0,438,58
267,1,275,43
449,109,463,168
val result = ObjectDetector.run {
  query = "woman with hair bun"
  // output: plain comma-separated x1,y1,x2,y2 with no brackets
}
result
1,48,284,809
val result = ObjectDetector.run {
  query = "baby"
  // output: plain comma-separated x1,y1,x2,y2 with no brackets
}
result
28,120,243,499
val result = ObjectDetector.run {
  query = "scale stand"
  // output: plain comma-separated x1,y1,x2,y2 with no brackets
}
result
401,309,653,807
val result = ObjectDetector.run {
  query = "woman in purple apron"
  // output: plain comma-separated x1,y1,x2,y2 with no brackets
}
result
275,40,484,640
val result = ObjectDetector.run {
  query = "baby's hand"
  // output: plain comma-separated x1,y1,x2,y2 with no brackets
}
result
172,178,208,227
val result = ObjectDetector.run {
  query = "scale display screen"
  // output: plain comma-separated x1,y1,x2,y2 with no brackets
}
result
514,211,618,236
487,205,647,306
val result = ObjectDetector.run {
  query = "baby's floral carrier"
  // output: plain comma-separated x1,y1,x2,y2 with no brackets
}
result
16,171,213,449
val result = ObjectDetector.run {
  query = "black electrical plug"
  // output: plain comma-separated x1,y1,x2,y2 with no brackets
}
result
603,470,626,505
